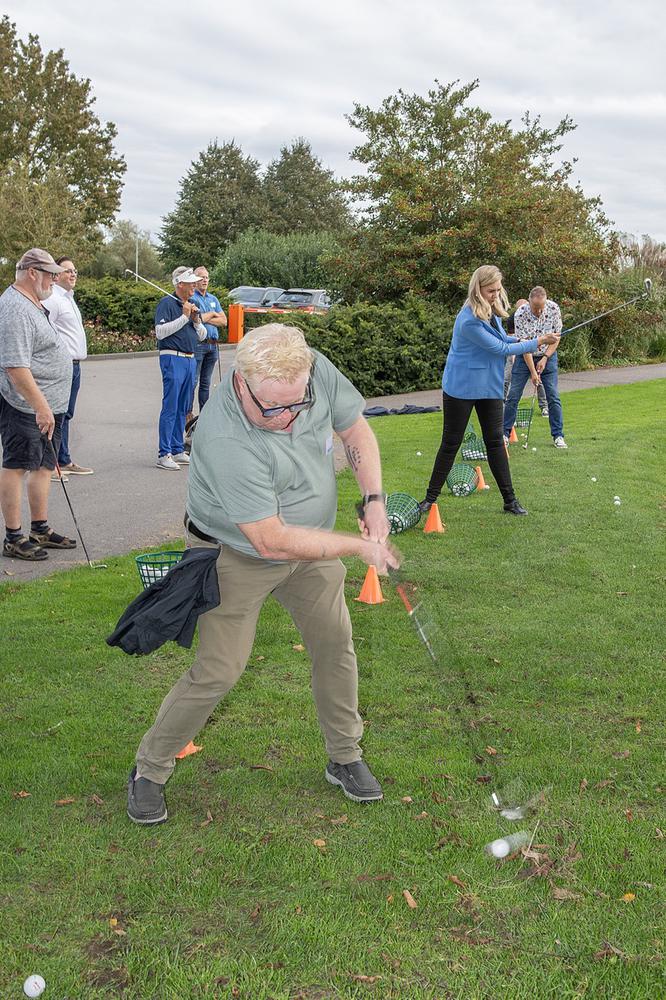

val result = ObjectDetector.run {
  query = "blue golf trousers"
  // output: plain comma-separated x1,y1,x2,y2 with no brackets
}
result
158,354,196,457
503,355,564,439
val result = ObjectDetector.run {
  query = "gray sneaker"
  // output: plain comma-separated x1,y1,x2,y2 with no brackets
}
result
325,759,383,803
127,767,168,825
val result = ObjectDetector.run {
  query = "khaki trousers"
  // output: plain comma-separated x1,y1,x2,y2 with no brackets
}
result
136,542,364,784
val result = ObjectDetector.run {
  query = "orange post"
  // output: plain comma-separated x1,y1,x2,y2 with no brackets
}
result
475,465,489,490
355,565,385,604
423,504,445,534
509,426,518,444
227,303,244,343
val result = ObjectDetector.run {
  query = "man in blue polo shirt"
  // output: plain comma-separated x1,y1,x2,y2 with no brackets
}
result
190,266,227,417
155,267,207,471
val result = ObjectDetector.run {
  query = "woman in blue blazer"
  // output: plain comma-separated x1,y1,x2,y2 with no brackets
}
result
420,265,560,515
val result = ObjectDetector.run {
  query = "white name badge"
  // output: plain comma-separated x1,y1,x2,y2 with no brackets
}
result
325,434,334,455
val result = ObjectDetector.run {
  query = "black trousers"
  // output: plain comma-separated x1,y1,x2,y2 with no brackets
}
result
425,393,516,504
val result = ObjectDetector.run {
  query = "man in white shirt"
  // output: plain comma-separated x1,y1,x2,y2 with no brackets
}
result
42,257,93,476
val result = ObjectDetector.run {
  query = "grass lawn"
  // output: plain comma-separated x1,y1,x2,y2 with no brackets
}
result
1,380,664,999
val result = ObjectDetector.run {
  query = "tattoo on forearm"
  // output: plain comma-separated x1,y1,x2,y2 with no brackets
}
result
345,445,361,470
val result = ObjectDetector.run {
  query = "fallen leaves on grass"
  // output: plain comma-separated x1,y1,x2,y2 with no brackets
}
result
475,775,492,784
594,941,627,962
313,838,326,850
579,778,588,793
551,887,584,902
200,810,214,827
414,811,429,820
635,720,642,733
356,873,394,883
12,790,31,799
108,917,127,936
612,750,631,759
448,875,466,889
402,889,418,909
90,794,105,806
485,745,498,756
624,809,634,822
655,828,664,839
249,764,273,771
351,974,382,984
595,779,614,789
55,797,76,807
620,893,636,902
401,796,413,804
329,814,348,825
249,904,261,922
292,643,306,652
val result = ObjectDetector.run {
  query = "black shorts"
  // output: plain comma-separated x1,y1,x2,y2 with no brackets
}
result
0,395,64,471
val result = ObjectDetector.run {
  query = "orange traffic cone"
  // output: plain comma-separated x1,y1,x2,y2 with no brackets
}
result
423,503,445,533
509,426,518,444
355,565,385,604
175,740,203,760
475,465,490,490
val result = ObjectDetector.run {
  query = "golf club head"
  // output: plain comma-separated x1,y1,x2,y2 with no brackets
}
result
644,278,652,296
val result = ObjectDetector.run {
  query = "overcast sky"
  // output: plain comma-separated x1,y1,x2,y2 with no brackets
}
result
5,0,665,243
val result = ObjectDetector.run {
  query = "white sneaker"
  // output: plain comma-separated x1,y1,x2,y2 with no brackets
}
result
172,452,190,464
553,436,568,449
156,454,180,471
503,435,509,446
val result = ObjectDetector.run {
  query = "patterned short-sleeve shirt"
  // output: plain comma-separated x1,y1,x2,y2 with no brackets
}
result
513,299,562,356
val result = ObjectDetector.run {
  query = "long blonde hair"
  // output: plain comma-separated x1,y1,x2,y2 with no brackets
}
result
466,265,510,322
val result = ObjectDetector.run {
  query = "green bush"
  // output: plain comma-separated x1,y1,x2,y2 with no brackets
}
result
245,296,455,396
211,228,339,292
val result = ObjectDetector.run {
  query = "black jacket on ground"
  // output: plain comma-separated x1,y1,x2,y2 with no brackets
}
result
106,546,221,655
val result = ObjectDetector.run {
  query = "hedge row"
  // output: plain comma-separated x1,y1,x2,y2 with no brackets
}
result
76,277,664,396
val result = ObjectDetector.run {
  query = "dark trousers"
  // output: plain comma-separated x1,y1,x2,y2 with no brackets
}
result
192,341,218,412
57,361,81,466
425,392,516,504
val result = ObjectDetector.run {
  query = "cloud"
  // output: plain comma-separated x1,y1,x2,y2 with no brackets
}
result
3,0,665,240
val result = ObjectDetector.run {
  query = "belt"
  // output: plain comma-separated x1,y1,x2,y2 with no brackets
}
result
204,338,219,345
184,515,218,544
160,349,194,358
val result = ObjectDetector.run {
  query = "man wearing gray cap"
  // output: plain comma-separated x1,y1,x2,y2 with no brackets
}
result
155,267,207,471
0,249,76,560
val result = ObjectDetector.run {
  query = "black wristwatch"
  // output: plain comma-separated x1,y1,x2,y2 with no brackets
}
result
362,493,387,507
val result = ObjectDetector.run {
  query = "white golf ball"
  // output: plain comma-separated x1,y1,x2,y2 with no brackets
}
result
488,838,511,858
416,451,422,456
23,975,45,998
613,495,620,501
614,499,621,506
591,477,597,482
532,447,537,452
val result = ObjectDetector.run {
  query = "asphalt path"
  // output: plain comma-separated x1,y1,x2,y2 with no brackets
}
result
2,349,664,585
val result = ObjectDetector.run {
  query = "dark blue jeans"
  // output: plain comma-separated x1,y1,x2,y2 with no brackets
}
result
504,354,564,438
57,361,81,466
192,341,218,412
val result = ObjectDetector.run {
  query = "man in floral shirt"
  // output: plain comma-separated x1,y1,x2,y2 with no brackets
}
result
503,286,567,449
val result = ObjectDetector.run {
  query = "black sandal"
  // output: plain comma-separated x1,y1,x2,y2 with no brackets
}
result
29,529,76,549
3,536,49,560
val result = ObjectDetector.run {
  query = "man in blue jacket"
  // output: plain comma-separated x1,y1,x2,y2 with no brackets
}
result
155,268,207,471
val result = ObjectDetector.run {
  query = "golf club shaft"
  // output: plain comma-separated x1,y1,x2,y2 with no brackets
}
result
47,439,94,567
124,269,180,302
523,380,538,449
560,281,651,339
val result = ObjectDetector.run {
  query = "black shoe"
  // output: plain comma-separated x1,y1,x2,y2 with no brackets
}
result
418,499,433,514
127,766,168,825
503,499,528,516
325,760,383,803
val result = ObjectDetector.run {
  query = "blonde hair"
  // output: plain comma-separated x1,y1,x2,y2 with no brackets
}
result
466,265,510,321
235,324,313,382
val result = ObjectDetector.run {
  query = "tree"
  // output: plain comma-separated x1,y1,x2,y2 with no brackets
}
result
159,141,267,270
0,163,96,285
263,139,350,235
212,228,339,290
0,16,126,230
331,80,616,304
86,220,167,281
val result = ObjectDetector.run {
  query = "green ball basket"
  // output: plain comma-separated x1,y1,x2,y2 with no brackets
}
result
446,463,479,497
135,551,184,589
515,406,534,429
385,492,422,534
462,422,477,443
461,433,487,462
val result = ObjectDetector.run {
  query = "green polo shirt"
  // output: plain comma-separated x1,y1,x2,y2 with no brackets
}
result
187,350,364,559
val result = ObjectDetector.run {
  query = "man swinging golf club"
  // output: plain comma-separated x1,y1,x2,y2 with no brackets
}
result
128,324,400,825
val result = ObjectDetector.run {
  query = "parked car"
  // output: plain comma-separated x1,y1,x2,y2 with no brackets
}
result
228,286,285,310
270,289,332,314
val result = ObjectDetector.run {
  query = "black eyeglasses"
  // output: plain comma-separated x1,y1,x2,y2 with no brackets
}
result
243,376,314,418
30,268,56,277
